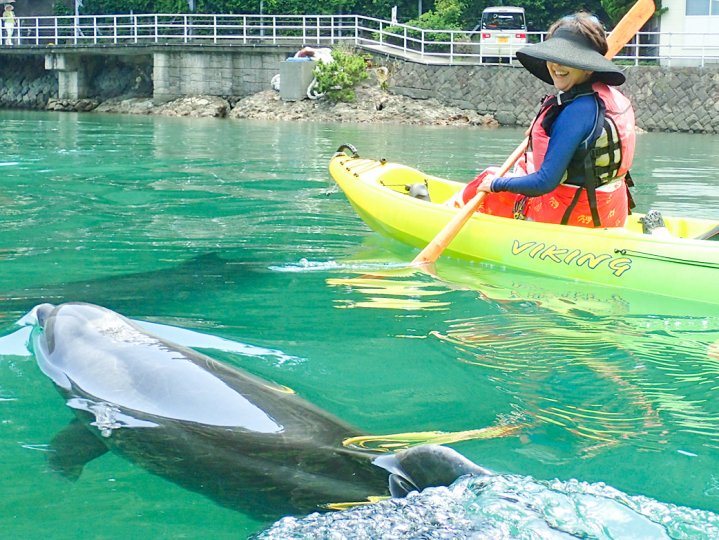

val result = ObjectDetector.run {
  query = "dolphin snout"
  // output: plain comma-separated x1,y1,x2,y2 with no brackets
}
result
35,303,56,326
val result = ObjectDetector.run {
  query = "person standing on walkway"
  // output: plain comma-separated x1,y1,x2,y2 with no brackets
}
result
3,4,16,46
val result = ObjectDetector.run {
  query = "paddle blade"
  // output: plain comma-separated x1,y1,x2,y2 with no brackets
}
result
606,0,656,59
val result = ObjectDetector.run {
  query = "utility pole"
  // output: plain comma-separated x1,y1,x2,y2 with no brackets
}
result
74,0,82,38
260,0,264,37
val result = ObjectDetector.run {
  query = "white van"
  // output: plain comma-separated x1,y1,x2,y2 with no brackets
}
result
473,6,527,63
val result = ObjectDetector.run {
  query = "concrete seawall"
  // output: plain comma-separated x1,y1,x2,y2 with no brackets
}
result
386,60,719,134
0,50,717,134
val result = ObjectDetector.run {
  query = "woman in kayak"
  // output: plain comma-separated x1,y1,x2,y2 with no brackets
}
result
456,12,636,228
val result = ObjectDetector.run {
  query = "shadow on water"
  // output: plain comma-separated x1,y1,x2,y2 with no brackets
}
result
0,252,258,321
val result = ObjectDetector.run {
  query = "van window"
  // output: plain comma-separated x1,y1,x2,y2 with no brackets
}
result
482,11,526,31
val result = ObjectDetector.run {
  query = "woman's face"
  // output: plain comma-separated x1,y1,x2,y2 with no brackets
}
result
546,62,593,92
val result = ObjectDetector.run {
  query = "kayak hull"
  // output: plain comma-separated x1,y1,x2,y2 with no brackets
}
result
329,148,719,306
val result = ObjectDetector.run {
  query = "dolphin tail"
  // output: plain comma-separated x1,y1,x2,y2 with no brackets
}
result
373,444,490,498
48,420,109,481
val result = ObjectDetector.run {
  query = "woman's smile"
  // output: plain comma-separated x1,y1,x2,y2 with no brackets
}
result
547,61,592,91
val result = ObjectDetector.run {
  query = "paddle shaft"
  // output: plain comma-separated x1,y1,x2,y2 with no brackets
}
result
410,143,526,267
411,0,655,266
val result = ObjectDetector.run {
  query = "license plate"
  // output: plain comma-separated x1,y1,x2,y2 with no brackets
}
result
498,36,509,43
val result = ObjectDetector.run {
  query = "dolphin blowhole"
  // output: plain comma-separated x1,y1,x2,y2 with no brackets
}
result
35,303,56,326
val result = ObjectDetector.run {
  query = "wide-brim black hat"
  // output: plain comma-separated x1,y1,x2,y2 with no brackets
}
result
516,26,625,86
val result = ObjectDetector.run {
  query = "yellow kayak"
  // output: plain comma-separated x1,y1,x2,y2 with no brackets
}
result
329,144,719,306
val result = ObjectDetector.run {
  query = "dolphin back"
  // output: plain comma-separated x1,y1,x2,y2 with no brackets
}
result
32,302,292,430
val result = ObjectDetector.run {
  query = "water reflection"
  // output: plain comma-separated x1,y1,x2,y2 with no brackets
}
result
633,133,719,219
327,274,452,310
434,307,719,455
324,259,719,460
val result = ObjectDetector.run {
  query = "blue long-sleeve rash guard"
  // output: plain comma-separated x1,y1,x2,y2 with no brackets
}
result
491,94,599,196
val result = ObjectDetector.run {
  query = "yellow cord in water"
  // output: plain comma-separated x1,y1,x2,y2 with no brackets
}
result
324,496,390,511
342,424,525,452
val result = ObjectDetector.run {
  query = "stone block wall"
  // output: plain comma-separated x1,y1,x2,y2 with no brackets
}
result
387,63,544,128
0,56,58,109
625,66,719,133
0,55,152,109
387,59,719,134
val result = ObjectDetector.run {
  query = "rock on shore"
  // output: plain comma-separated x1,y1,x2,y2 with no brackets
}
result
52,82,498,127
229,83,498,127
90,95,230,117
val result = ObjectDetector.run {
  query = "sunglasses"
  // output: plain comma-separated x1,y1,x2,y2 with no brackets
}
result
561,13,604,28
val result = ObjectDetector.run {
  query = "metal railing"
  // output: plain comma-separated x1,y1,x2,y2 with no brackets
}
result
5,13,719,67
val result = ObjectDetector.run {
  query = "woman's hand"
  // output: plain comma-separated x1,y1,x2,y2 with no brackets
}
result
461,169,497,204
475,173,496,193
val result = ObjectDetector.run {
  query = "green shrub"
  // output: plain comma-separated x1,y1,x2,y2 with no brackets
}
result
312,47,368,103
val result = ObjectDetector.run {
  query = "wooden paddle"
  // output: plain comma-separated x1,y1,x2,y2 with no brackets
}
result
411,0,656,267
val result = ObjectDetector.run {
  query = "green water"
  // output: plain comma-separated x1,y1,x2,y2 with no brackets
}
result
1,110,719,538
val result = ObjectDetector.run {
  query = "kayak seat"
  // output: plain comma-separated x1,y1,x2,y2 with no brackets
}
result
695,224,719,241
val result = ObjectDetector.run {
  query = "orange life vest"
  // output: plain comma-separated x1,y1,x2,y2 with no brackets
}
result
526,82,636,226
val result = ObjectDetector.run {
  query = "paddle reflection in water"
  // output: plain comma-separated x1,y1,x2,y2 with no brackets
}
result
327,274,452,311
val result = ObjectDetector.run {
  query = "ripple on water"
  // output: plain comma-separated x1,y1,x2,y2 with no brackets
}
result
256,473,719,539
430,310,719,454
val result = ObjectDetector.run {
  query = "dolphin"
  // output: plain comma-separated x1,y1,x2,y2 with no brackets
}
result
31,302,487,520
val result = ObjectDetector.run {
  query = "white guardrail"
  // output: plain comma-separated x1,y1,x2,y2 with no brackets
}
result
5,13,719,67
